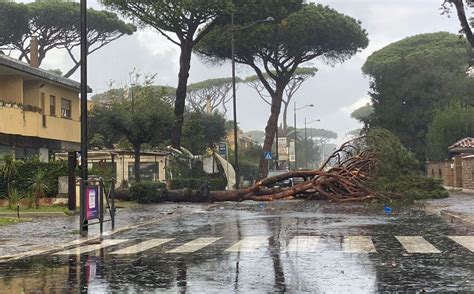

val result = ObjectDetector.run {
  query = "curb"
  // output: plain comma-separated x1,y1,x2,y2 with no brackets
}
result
440,210,474,227
444,186,474,194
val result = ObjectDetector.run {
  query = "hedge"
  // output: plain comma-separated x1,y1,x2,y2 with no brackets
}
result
169,178,226,191
0,158,67,199
129,182,167,204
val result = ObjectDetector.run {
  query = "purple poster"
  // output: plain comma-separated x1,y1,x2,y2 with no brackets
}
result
85,186,99,220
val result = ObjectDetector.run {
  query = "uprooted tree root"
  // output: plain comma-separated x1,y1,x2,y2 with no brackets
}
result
207,138,398,203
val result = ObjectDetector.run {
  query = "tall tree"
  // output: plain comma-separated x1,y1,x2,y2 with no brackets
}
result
101,0,232,149
245,67,318,132
441,0,474,47
426,103,474,160
187,77,240,115
350,103,374,128
363,32,474,163
182,111,227,155
197,2,368,177
0,0,136,77
90,84,174,182
0,1,29,55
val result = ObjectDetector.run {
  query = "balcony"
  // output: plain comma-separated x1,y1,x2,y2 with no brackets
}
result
0,103,80,143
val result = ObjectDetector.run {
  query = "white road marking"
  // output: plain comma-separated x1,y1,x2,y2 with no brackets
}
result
167,237,221,253
396,236,441,253
343,236,377,253
110,239,174,255
54,239,128,255
448,236,474,252
285,236,320,252
225,236,269,252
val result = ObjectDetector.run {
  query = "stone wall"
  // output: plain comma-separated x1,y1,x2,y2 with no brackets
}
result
453,156,463,188
426,160,454,186
462,156,474,189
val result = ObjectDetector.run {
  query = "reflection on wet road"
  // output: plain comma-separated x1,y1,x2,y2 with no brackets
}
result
0,204,473,292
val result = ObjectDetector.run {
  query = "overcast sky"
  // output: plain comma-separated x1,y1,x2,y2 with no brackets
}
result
22,0,461,145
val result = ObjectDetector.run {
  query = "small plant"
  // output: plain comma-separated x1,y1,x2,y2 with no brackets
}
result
120,179,129,189
26,193,35,209
7,189,23,210
27,169,48,209
1,154,19,199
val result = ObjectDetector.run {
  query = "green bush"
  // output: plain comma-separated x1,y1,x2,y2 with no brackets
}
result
114,188,131,201
2,157,67,198
169,177,226,191
129,182,166,204
0,177,5,199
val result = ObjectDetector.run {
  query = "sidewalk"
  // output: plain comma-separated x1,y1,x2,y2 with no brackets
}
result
420,189,474,227
0,203,213,260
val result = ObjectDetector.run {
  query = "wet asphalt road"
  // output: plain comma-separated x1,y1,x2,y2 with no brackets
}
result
0,201,473,293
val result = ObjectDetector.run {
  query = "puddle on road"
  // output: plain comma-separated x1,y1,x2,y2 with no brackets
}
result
0,208,473,292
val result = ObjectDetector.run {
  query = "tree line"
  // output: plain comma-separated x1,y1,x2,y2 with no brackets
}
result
352,32,474,165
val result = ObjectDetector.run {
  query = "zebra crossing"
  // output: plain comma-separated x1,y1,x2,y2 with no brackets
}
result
50,235,474,256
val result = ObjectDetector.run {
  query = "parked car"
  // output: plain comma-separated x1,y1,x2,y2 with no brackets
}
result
267,170,293,188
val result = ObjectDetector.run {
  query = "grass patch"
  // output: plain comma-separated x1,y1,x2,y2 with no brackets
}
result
0,217,22,226
0,205,68,213
114,200,140,209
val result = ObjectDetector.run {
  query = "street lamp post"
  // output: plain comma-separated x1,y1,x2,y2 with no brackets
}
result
231,12,239,189
304,118,320,169
231,14,274,189
80,0,88,236
293,102,314,170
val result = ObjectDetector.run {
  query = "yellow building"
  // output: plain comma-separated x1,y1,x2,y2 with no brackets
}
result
0,53,87,161
226,130,258,150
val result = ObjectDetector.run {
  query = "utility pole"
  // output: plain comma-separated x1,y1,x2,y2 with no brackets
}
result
79,0,88,236
231,12,240,189
293,102,297,170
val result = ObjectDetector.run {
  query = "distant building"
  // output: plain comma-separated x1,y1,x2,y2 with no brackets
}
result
426,137,474,189
0,39,89,161
226,130,258,150
55,149,171,187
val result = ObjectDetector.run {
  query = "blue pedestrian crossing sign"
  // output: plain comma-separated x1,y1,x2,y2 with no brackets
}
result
264,151,273,160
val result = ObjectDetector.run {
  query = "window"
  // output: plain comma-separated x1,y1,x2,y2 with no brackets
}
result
61,98,71,118
50,95,56,116
41,93,46,127
128,163,159,182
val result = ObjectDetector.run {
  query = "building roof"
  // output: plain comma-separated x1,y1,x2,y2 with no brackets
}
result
0,54,92,93
55,149,171,159
449,137,474,149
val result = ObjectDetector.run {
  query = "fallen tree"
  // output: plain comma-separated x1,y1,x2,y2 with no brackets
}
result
128,128,447,204
209,138,380,202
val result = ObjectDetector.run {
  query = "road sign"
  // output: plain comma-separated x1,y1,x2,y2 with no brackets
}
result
218,143,227,157
289,141,296,162
264,151,273,160
278,137,288,161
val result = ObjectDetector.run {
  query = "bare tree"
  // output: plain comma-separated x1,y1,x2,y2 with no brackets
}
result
187,77,241,115
245,67,317,131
